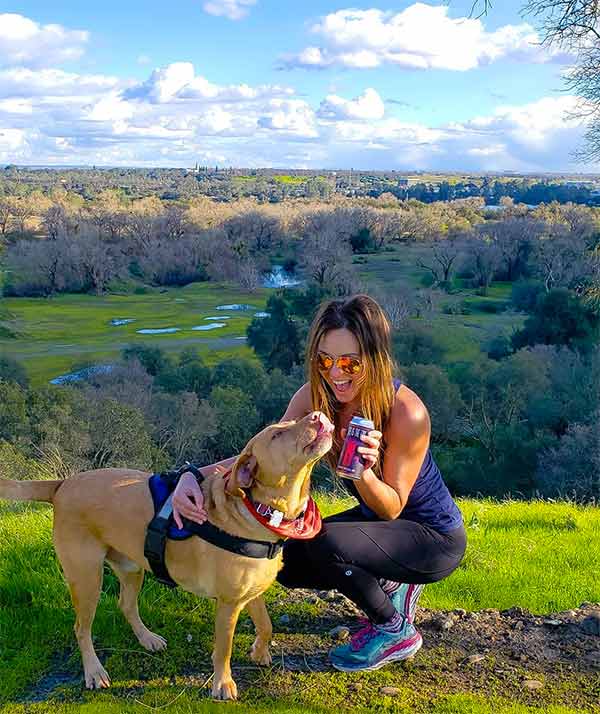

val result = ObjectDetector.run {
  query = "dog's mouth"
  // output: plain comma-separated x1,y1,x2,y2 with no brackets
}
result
304,415,334,452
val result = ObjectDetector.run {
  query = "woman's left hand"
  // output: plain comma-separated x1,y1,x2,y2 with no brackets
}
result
358,429,383,471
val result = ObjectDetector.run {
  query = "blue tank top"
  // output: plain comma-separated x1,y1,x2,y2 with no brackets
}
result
341,378,463,534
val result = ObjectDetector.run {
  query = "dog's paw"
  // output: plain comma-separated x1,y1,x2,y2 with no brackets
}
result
137,630,167,652
211,677,238,700
250,639,272,666
84,662,111,689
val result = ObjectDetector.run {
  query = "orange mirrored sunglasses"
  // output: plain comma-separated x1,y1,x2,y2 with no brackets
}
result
316,351,363,376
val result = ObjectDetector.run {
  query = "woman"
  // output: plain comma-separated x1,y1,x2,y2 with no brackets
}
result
172,294,466,672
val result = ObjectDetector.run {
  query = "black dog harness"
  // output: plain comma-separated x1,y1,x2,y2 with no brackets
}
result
144,463,284,588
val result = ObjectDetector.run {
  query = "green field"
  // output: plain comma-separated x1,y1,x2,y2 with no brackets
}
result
0,242,528,386
0,283,270,386
0,496,598,713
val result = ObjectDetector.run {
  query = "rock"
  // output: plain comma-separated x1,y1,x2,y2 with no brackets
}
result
348,682,363,692
379,686,402,697
306,594,320,604
543,619,563,627
522,679,544,690
581,614,600,636
583,652,600,669
464,654,486,665
453,608,467,617
324,590,338,602
329,626,351,641
440,617,456,631
278,614,290,625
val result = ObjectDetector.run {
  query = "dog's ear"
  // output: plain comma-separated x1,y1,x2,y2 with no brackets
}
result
225,452,258,497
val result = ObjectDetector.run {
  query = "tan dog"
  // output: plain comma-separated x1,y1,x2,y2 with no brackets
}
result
0,411,333,700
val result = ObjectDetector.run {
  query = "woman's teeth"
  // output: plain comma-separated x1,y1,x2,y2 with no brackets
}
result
332,379,352,393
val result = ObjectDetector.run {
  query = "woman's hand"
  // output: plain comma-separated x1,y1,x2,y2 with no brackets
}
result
357,429,383,471
172,472,207,529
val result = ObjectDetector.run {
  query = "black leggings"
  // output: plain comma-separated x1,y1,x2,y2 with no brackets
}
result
277,506,467,624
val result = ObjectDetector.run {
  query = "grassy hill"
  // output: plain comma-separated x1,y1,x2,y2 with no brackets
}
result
0,495,598,714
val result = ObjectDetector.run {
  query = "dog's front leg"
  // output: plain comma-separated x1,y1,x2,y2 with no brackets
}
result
246,595,272,666
211,599,243,700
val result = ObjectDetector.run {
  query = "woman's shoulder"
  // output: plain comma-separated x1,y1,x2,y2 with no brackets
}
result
388,382,431,440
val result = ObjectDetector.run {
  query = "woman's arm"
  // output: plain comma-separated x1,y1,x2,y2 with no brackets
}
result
353,387,431,521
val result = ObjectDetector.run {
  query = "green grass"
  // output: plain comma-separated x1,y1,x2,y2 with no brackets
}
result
0,282,269,386
0,497,598,712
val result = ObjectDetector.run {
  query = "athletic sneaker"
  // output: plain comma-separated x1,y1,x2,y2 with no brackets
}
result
329,618,423,672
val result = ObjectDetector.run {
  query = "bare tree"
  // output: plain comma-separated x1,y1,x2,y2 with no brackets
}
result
532,223,590,291
480,217,541,281
417,234,465,288
461,232,503,294
371,285,414,327
0,197,14,237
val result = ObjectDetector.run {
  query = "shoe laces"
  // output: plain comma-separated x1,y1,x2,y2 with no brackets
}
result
350,622,377,651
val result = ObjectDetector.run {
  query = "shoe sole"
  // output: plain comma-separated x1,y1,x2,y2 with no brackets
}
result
330,633,423,672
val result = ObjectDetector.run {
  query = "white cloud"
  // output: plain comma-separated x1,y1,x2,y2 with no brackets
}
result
258,99,318,138
0,67,119,98
282,4,571,71
0,13,88,68
318,88,385,121
124,62,294,104
202,0,257,21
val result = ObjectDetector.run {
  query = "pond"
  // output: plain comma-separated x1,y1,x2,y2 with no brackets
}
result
191,323,226,331
110,318,136,326
137,327,180,334
50,364,114,385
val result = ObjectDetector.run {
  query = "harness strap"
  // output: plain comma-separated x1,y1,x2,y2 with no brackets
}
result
144,494,178,588
181,518,284,560
144,485,285,589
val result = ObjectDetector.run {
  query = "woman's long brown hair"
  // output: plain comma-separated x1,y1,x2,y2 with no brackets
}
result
306,294,396,477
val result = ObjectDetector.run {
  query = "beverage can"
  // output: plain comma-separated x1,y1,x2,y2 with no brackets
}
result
336,415,375,480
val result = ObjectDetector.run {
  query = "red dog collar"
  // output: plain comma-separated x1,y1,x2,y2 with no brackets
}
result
242,494,322,539
222,468,322,539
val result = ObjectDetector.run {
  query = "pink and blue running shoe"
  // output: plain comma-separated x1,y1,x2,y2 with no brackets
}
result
329,618,423,672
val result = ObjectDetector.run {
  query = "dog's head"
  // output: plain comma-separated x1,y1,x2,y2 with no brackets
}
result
226,411,334,517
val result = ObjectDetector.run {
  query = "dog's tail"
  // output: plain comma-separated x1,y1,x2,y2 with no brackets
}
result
0,479,63,503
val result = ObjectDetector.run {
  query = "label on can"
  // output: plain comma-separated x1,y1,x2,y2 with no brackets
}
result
336,415,375,480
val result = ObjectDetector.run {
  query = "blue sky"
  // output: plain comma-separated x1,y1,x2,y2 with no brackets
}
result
0,0,595,171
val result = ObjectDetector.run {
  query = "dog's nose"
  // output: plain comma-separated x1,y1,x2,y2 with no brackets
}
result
310,412,320,423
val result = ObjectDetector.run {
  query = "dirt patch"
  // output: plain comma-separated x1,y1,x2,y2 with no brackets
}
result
18,650,80,704
16,597,600,709
276,590,600,676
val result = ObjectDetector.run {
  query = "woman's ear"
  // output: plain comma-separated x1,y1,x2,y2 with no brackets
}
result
225,452,258,497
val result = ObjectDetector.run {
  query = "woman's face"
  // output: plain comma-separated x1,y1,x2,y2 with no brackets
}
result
316,328,364,406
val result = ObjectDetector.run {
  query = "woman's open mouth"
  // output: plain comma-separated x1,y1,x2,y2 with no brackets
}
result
331,378,352,396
